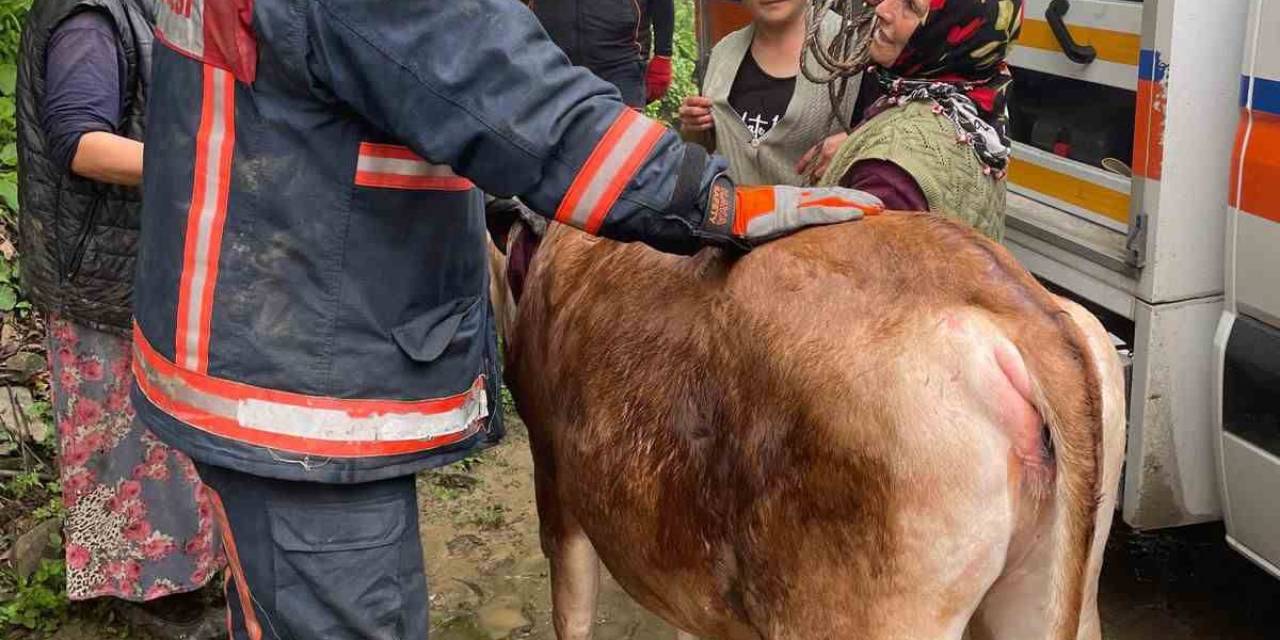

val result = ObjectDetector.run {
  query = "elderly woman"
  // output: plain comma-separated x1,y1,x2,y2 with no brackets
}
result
808,0,1023,240
678,0,859,185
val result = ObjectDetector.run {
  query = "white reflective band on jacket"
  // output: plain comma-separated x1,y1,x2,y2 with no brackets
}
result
132,325,489,458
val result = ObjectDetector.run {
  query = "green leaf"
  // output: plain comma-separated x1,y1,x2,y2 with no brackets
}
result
0,256,11,280
0,63,16,95
0,283,16,311
0,142,14,166
0,95,14,120
0,173,16,212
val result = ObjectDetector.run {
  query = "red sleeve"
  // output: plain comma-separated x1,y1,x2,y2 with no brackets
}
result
841,159,929,212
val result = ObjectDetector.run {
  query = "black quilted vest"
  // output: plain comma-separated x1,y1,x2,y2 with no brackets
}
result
16,0,152,333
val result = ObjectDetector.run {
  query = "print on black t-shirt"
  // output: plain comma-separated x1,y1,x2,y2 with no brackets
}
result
727,50,797,143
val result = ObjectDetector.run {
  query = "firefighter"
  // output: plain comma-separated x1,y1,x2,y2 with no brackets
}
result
132,0,882,637
531,0,676,107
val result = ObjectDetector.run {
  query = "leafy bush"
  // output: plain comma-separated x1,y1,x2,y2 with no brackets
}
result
0,0,25,209
0,559,69,632
0,0,28,314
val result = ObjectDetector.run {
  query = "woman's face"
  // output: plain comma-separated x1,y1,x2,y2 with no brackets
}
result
868,0,929,67
745,0,808,28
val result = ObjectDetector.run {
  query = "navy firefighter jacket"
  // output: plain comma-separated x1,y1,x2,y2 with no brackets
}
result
132,0,728,483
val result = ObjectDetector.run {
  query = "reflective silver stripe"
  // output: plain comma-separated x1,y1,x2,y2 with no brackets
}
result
356,155,459,179
134,344,490,443
563,113,661,229
154,0,205,58
180,67,232,371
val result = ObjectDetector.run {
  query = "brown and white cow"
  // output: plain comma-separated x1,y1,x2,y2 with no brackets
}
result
490,212,1126,640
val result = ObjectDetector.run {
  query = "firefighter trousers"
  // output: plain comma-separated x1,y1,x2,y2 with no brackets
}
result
196,463,428,639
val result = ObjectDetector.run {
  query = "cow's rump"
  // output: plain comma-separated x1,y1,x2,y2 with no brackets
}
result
504,213,1115,640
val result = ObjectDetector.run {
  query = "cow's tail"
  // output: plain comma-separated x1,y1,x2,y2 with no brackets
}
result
1015,302,1117,640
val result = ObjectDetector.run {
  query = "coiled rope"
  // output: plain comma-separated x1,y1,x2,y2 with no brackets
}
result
801,0,879,131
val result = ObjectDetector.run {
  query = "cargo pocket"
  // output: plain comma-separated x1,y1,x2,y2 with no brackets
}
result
391,296,482,363
269,497,408,639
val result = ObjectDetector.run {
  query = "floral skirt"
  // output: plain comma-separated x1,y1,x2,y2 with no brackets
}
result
48,315,224,601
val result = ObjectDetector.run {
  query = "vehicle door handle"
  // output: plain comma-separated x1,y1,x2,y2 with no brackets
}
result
1046,0,1098,65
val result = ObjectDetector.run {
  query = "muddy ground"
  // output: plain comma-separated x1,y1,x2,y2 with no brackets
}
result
26,413,1280,640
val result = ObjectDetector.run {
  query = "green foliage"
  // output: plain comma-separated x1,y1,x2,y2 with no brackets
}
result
0,0,28,316
457,453,485,473
0,248,23,311
0,0,25,209
32,491,65,521
469,503,507,531
3,469,43,498
0,559,70,632
645,0,699,127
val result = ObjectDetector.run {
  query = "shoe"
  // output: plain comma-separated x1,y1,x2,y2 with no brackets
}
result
116,587,226,640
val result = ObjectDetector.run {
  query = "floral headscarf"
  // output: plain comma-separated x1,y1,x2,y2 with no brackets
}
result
871,0,1025,177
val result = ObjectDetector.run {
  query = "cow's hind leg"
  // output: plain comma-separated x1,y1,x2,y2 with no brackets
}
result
532,445,602,640
968,300,1127,640
547,525,601,640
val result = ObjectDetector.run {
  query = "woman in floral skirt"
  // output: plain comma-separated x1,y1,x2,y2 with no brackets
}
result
16,0,224,633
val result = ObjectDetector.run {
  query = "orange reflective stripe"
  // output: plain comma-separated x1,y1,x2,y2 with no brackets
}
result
132,324,489,457
556,108,666,234
209,491,262,640
176,65,236,373
354,142,474,191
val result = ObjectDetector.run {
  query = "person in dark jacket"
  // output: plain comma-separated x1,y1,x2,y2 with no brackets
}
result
531,0,676,107
15,0,224,634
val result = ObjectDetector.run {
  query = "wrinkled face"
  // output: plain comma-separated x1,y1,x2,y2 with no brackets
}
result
868,0,929,67
745,0,808,28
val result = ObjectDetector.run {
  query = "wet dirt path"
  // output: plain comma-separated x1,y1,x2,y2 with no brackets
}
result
422,417,1280,640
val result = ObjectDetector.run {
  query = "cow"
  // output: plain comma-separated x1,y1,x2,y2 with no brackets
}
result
488,211,1127,640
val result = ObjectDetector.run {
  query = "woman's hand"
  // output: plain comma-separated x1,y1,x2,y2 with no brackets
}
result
796,132,849,184
679,96,715,134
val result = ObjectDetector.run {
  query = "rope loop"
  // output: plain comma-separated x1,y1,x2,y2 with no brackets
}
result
801,0,878,131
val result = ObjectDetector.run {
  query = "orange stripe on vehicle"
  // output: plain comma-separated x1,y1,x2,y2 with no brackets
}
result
1133,78,1165,181
1008,157,1131,224
1015,19,1141,66
1233,111,1280,224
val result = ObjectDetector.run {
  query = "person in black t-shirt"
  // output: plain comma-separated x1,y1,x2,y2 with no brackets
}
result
727,48,797,143
679,0,858,185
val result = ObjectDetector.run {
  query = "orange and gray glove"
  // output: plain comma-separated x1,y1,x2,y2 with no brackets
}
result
698,177,883,250
645,56,673,103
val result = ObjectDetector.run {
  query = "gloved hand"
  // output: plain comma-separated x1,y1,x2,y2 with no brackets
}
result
645,56,673,104
699,177,883,249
